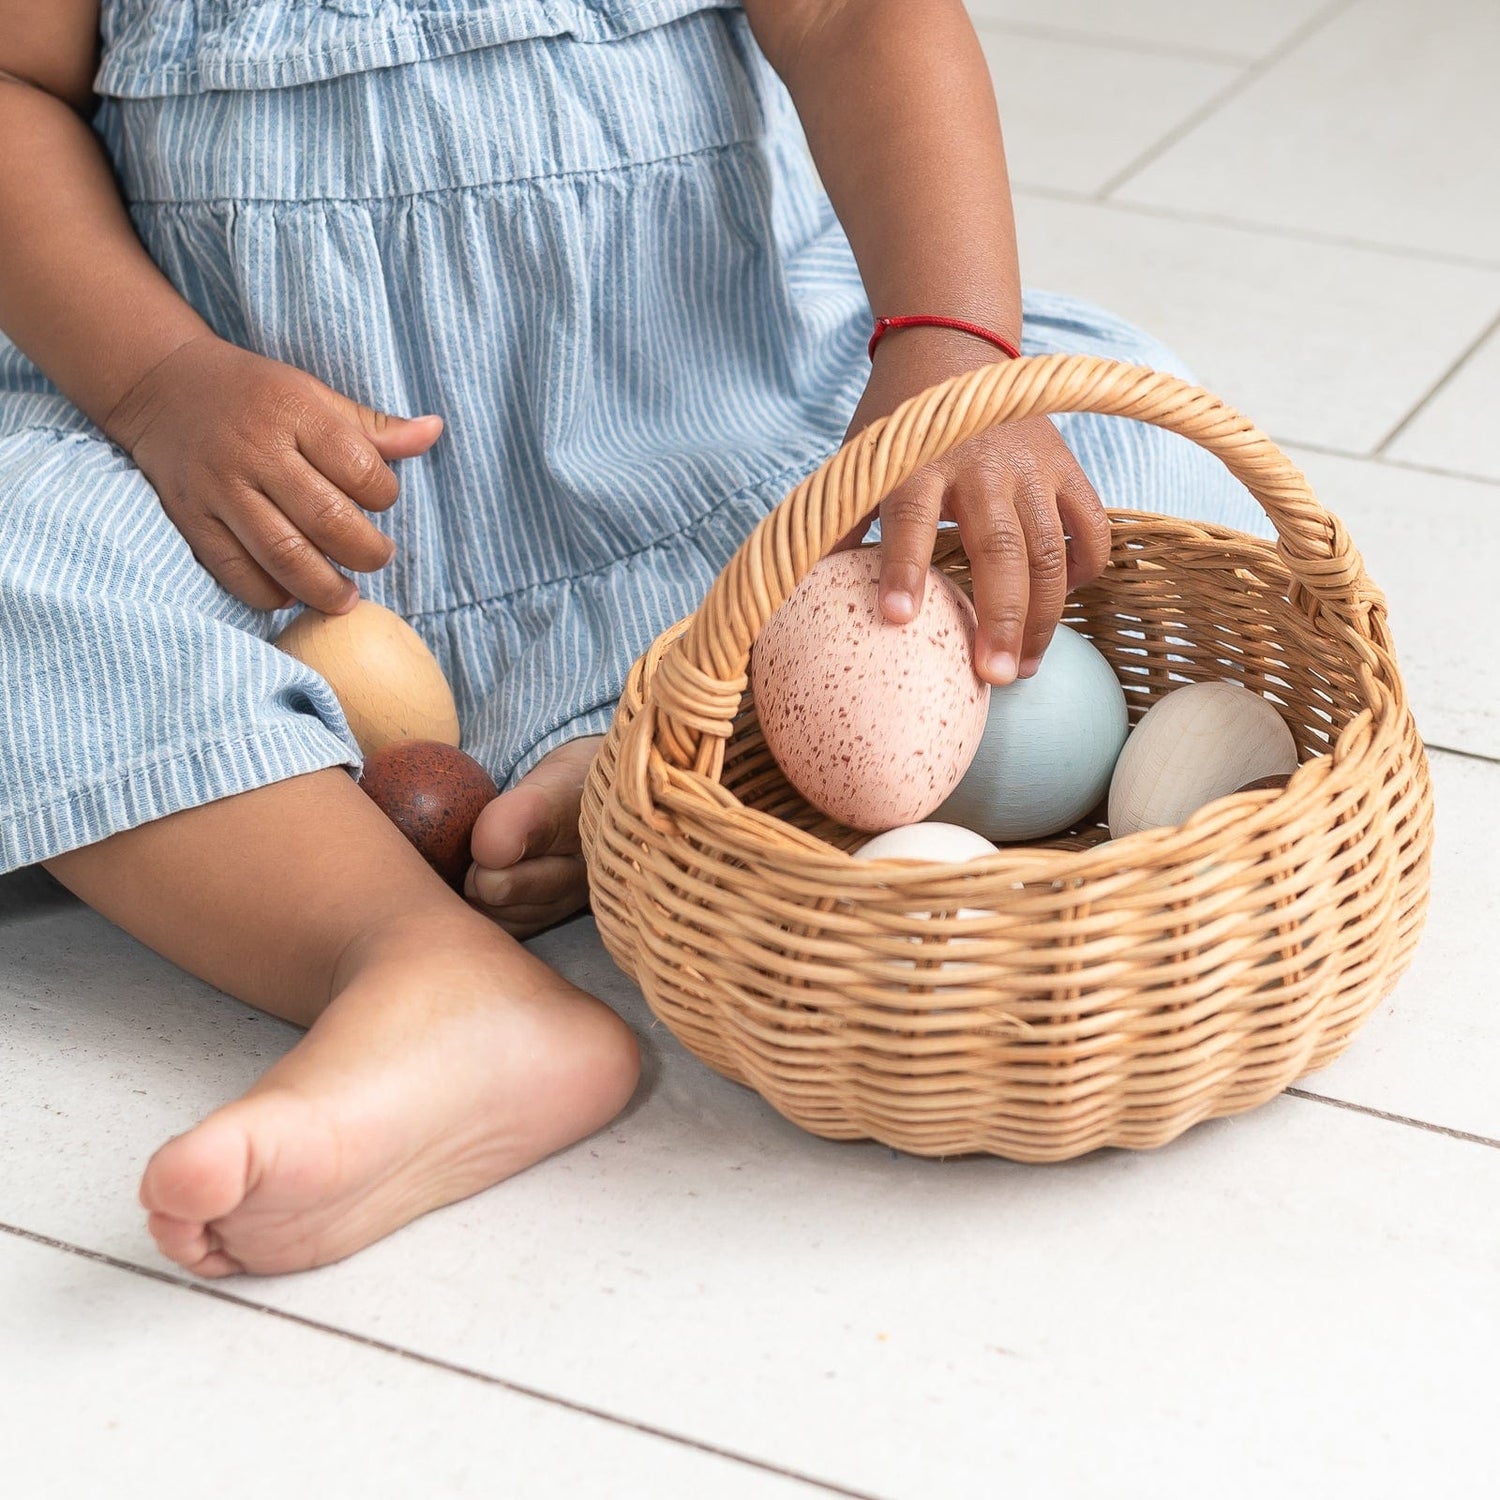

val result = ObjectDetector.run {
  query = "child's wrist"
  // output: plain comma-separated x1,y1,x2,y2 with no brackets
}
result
100,328,221,453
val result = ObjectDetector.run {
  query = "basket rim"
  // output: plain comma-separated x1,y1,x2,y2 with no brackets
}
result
622,548,1416,892
642,738,1361,885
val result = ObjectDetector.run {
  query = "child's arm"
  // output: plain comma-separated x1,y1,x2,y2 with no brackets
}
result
743,0,1110,684
0,4,213,445
0,1,436,614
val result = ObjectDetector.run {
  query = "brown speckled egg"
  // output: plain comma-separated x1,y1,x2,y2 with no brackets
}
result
359,740,499,888
749,547,990,831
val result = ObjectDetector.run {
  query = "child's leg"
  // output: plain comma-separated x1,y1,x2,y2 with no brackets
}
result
44,765,639,1277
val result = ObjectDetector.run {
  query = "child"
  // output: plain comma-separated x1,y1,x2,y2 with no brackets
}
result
0,1,1264,1276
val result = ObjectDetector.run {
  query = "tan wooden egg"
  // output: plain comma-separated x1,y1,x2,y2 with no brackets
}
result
274,599,460,755
1107,680,1299,840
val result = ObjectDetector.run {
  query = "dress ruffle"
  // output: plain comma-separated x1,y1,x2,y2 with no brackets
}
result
97,0,743,97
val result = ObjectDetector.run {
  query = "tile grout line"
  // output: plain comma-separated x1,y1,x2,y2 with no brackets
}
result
0,1220,886,1500
1089,0,1361,201
1285,1090,1500,1150
1371,306,1500,456
1012,182,1500,274
1420,740,1500,769
971,17,1251,68
1282,437,1500,490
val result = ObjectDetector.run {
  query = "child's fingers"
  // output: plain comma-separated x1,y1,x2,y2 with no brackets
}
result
872,469,946,623
296,414,402,514
188,513,295,612
1057,468,1111,589
295,404,441,515
220,488,359,614
953,475,1034,687
1010,477,1070,677
265,459,396,577
364,410,444,461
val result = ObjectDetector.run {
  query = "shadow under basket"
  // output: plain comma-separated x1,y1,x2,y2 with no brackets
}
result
580,355,1434,1161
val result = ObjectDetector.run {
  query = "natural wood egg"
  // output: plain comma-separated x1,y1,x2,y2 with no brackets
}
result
275,599,460,755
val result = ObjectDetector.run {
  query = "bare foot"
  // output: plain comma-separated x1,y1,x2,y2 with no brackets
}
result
465,736,603,938
139,910,638,1276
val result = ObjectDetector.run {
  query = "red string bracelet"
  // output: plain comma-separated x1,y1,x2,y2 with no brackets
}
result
868,314,1022,362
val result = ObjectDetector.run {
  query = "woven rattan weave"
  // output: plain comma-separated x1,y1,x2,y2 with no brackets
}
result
580,354,1433,1161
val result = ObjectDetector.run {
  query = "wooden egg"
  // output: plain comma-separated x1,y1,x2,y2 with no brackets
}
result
275,599,460,755
1107,681,1299,839
359,739,498,888
749,548,990,832
854,822,1001,864
935,624,1129,842
853,822,1003,967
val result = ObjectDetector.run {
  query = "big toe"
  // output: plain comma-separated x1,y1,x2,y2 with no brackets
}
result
470,739,599,868
470,784,549,869
140,1109,254,1225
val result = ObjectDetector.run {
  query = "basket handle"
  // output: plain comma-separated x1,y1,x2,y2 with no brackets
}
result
648,352,1382,778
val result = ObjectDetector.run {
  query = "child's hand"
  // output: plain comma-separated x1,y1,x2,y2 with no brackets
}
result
836,328,1112,686
106,334,443,613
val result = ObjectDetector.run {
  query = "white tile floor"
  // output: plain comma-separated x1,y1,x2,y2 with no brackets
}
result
3,3,1496,1495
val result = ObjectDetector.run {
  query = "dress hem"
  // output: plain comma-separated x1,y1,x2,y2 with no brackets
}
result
504,702,623,789
1,720,360,875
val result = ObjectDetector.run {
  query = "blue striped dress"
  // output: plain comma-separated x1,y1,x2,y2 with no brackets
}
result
0,0,1269,873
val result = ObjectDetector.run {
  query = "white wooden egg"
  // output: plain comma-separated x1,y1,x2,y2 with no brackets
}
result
854,822,1002,864
1107,680,1299,839
853,822,1003,974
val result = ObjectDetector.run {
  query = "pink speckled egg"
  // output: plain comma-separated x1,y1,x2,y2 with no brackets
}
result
749,547,990,831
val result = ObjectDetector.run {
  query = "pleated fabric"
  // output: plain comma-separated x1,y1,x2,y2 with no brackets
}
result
0,0,1269,872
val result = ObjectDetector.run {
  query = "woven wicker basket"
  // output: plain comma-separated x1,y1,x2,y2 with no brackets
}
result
580,354,1434,1161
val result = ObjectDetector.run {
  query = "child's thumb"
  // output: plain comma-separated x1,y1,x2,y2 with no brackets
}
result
345,400,444,459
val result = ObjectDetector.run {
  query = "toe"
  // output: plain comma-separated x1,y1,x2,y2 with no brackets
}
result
146,1209,213,1266
469,786,547,869
467,853,585,910
467,853,590,938
185,1248,246,1279
146,1211,246,1278
469,737,601,869
140,1112,254,1225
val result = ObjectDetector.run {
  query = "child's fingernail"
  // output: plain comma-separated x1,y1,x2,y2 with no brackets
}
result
473,869,510,906
984,651,1017,683
1019,656,1041,678
884,590,915,622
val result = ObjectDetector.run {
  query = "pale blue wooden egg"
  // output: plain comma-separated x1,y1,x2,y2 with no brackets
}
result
934,625,1129,842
